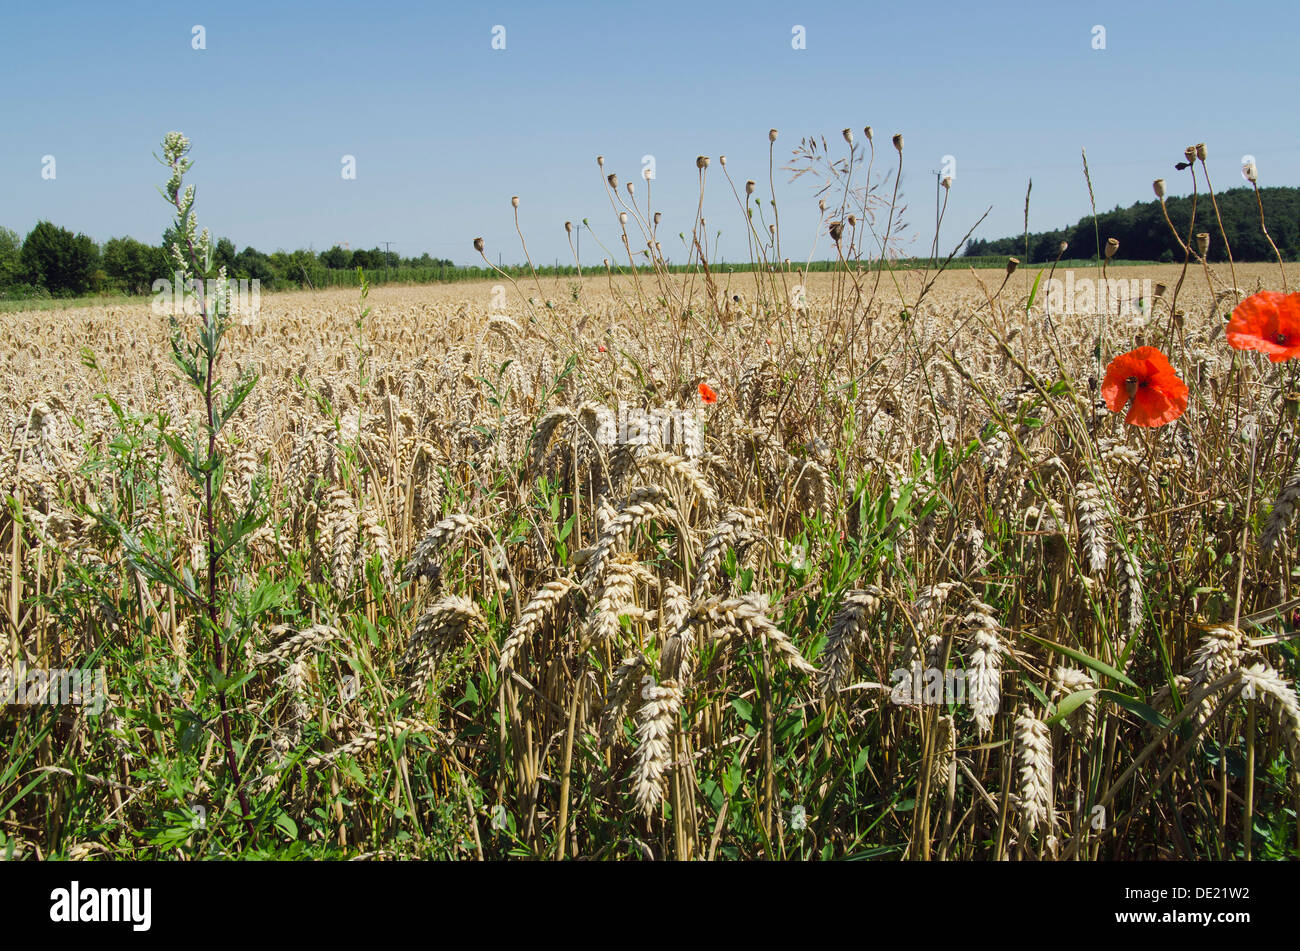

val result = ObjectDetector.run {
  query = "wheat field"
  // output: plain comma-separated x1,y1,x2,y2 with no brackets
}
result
5,168,1300,859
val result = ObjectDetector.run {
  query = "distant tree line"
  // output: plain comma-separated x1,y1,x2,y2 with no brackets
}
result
10,185,1295,300
965,186,1300,264
0,222,454,299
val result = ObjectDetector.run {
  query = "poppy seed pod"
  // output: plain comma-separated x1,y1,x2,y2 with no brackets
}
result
745,179,756,195
653,212,661,226
819,199,826,212
1196,232,1210,257
1195,143,1207,161
619,212,628,225
1244,161,1259,183
941,175,952,190
719,155,726,167
1105,238,1119,260
892,133,904,152
564,221,572,233
473,237,485,253
769,224,776,235
864,126,873,142
1184,146,1197,163
511,196,519,208
769,129,779,143
842,128,854,145
607,173,618,189
696,156,710,169
1153,179,1166,199
828,221,844,243
1059,241,1068,255
597,155,604,167
1154,282,1167,300
848,214,857,227
1285,391,1300,421
626,182,635,196
1006,257,1019,275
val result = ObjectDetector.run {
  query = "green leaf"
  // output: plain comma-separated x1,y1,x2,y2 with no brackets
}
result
247,578,288,619
216,370,260,430
177,712,206,754
1019,675,1052,710
1046,688,1098,726
161,431,198,472
723,762,742,797
1099,689,1169,728
1021,631,1137,688
891,482,915,520
1026,269,1044,311
274,811,299,839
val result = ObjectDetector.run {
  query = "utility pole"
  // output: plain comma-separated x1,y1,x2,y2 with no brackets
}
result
383,241,394,282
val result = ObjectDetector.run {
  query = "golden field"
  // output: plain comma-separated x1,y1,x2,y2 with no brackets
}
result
3,257,1300,860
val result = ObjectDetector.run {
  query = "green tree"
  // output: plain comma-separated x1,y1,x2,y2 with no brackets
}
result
320,245,351,269
967,186,1300,263
214,237,238,274
234,246,274,285
0,227,21,287
102,236,168,294
20,221,99,295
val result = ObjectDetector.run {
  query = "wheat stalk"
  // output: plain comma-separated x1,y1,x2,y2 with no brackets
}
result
964,598,1005,736
304,718,447,769
631,678,682,816
1260,462,1300,558
499,578,575,674
1014,706,1054,834
819,586,884,695
405,595,487,698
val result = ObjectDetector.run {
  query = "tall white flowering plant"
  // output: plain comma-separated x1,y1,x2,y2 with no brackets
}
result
151,132,264,839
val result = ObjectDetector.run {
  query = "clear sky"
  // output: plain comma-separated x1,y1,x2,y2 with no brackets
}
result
3,0,1296,266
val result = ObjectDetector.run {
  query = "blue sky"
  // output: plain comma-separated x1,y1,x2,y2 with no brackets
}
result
2,0,1296,266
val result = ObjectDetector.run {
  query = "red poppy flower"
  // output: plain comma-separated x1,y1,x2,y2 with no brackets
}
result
1227,291,1300,362
698,382,717,404
1101,346,1188,427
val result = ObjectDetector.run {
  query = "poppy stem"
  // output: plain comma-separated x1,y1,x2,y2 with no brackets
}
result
1250,180,1289,294
1233,435,1257,630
